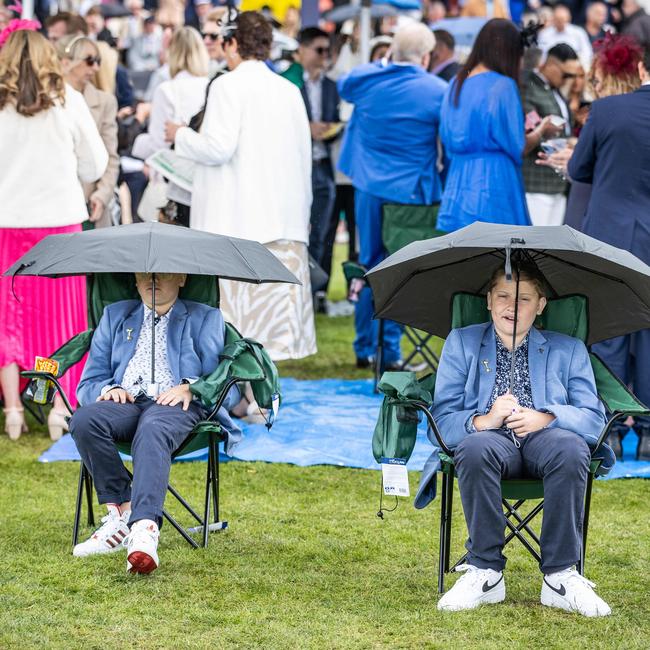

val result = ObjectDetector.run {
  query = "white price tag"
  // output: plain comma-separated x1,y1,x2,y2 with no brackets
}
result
381,458,410,497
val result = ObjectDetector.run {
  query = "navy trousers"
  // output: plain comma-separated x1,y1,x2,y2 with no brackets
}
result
70,398,206,527
308,160,336,269
454,427,591,574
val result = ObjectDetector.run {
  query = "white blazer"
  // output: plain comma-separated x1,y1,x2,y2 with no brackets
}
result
175,60,312,245
0,84,108,229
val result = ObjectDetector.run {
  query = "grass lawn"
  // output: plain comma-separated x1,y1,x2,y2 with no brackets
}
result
1,248,649,648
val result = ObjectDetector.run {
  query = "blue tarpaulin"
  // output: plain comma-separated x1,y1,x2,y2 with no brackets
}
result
39,378,650,479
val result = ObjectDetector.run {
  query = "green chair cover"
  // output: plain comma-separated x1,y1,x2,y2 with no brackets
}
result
372,371,433,463
381,204,444,257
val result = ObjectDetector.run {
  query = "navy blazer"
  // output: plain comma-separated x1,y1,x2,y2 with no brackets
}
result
414,323,611,509
568,85,650,264
300,74,341,161
77,299,241,446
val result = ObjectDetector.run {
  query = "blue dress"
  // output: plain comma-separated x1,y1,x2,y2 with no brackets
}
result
437,71,530,232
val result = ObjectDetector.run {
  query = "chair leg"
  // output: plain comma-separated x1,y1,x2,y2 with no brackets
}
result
72,464,86,548
438,472,452,594
202,444,213,548
579,473,595,576
85,472,95,527
444,474,454,573
211,434,220,524
375,319,385,393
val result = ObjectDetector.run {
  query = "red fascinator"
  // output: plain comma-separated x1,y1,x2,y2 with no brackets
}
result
593,33,643,76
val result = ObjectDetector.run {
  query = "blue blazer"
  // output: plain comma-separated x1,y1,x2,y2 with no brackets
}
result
337,61,447,205
567,86,650,265
414,322,612,509
77,299,241,446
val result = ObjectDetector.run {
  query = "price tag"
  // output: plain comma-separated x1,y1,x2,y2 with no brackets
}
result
381,457,410,497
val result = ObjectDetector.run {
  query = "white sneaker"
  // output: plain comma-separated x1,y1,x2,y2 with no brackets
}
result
125,519,160,575
73,506,130,557
541,568,611,617
437,564,505,611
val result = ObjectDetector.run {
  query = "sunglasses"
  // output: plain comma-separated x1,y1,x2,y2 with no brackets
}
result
562,72,577,80
201,31,220,42
81,55,101,67
159,23,176,30
313,46,330,56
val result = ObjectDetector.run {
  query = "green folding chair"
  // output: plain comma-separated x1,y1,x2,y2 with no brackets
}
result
22,274,281,549
375,292,650,593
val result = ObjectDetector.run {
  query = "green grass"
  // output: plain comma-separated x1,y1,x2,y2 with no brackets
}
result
1,247,649,648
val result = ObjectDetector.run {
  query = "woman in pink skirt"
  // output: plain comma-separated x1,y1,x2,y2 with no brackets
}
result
0,30,107,440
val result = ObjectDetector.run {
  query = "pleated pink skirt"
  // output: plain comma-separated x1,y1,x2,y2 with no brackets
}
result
0,225,87,407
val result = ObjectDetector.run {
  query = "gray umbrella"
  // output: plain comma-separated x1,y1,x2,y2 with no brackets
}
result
4,221,299,283
366,222,650,347
324,3,397,23
4,221,299,394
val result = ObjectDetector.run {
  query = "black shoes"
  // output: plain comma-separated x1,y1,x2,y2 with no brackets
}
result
355,357,405,371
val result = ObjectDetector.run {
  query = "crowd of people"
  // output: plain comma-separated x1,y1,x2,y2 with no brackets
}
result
0,0,649,608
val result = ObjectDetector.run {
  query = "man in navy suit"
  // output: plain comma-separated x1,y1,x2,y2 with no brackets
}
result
568,48,650,460
295,27,341,277
338,23,447,369
69,273,240,574
416,264,613,616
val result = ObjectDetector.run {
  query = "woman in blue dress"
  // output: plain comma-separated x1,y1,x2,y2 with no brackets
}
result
438,20,547,232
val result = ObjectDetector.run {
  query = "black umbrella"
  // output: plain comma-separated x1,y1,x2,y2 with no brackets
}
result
5,222,299,395
366,222,650,390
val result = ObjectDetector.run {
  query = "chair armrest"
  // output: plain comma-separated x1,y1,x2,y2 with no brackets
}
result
412,401,453,457
20,371,75,414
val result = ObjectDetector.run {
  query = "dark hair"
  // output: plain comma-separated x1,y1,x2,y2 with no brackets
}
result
642,47,650,71
45,11,89,36
547,42,578,62
230,11,272,60
488,262,547,298
453,19,522,105
298,27,329,46
433,29,455,51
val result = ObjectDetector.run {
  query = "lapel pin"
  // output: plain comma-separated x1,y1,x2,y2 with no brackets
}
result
482,359,491,372
126,328,133,341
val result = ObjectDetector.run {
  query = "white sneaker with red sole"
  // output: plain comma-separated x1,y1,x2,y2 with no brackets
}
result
125,519,160,575
73,506,130,557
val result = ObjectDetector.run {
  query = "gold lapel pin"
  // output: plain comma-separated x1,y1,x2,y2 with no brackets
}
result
126,328,134,341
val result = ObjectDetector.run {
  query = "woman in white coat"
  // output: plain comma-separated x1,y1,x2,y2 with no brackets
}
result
133,27,209,225
0,30,107,440
167,11,316,361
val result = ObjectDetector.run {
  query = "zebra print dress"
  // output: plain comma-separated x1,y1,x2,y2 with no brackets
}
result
219,240,317,361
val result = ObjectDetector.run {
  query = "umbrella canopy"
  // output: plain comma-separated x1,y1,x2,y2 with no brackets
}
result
429,17,487,48
366,222,650,346
4,221,299,285
324,2,397,23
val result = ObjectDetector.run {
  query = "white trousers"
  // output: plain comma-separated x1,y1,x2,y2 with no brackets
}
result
525,193,567,226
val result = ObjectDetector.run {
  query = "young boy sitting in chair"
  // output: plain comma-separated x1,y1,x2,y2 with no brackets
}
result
69,273,240,575
429,263,613,616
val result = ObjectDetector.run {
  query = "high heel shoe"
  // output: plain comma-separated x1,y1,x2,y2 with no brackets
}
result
3,407,27,441
48,408,70,441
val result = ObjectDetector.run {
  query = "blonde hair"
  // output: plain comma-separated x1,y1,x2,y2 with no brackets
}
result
168,26,209,78
93,41,117,94
55,33,99,62
590,63,641,98
0,30,65,116
205,7,227,24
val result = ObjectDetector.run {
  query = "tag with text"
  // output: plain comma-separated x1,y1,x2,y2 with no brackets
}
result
381,457,410,497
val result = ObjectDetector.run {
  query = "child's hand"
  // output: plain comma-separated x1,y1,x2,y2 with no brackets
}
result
505,408,555,436
474,393,519,431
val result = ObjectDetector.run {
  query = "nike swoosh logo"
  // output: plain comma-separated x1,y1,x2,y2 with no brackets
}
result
482,574,504,593
543,578,567,596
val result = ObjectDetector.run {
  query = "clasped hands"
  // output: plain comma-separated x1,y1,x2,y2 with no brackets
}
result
97,384,193,410
473,394,554,437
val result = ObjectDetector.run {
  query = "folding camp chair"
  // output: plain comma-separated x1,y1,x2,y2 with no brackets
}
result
22,274,280,550
376,292,650,593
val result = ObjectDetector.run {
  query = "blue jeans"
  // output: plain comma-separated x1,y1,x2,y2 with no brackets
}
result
454,427,591,574
70,397,206,527
353,189,403,363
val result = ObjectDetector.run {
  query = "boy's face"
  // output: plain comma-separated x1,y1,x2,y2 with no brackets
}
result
135,273,186,312
487,277,547,342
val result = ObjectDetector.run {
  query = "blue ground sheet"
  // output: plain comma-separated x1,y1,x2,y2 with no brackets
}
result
39,378,650,480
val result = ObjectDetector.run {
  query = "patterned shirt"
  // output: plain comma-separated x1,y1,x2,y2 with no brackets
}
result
121,304,175,396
